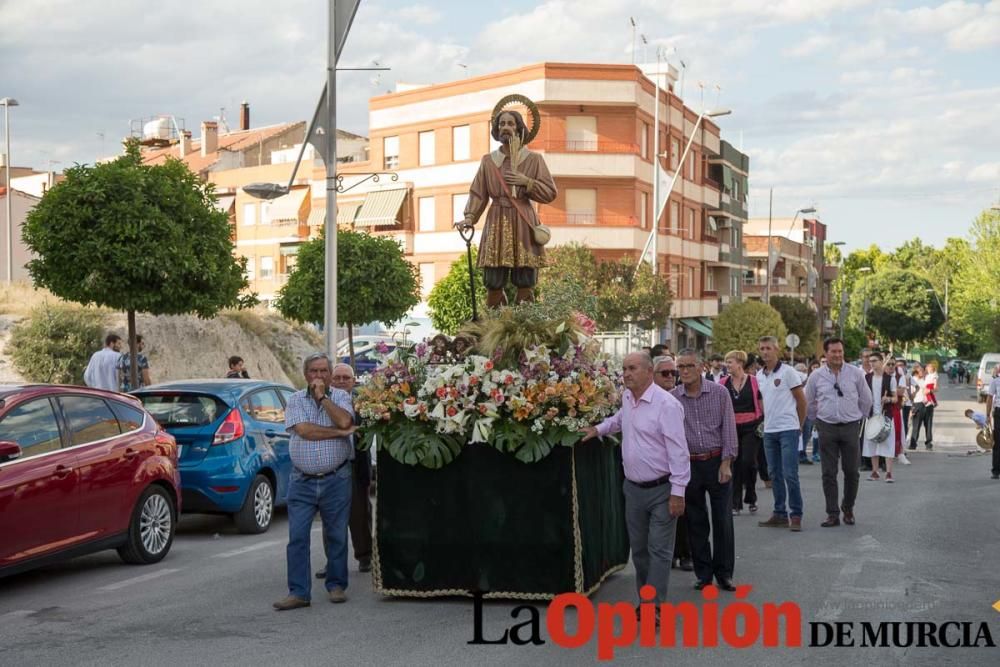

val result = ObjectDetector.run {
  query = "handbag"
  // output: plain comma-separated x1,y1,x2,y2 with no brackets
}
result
488,159,550,246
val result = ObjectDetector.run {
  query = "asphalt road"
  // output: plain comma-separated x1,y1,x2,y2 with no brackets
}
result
1,382,998,666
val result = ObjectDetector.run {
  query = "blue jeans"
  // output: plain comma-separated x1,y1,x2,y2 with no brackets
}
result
285,466,353,600
763,429,803,519
800,419,814,460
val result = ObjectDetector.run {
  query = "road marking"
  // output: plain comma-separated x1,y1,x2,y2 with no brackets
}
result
212,539,283,559
994,599,1000,614
97,568,179,592
0,609,34,621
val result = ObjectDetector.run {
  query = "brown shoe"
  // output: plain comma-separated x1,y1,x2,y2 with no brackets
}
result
328,586,347,603
842,508,855,525
273,596,310,611
758,514,788,528
821,514,840,528
789,517,802,532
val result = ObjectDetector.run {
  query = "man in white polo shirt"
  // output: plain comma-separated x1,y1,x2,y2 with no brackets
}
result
756,336,807,531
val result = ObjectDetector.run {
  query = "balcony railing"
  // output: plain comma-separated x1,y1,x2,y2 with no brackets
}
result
538,213,638,227
536,140,640,154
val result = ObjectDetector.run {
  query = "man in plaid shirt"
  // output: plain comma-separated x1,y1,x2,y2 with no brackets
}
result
273,352,357,611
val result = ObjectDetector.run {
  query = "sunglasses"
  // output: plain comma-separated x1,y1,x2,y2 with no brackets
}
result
833,382,844,397
656,370,679,378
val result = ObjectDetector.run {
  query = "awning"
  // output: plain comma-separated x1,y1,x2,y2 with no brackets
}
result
354,188,407,227
279,244,301,256
307,207,326,227
697,318,714,336
267,187,309,223
214,194,235,214
681,318,713,338
336,202,361,225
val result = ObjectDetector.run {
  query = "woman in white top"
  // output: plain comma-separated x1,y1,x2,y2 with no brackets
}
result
908,363,930,450
863,353,898,481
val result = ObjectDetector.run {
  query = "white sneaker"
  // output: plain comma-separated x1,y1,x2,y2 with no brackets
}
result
897,452,911,465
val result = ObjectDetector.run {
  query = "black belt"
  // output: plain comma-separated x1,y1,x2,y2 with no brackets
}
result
628,474,671,489
296,458,352,479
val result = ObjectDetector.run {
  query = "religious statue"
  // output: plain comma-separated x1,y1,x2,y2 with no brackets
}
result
455,95,557,308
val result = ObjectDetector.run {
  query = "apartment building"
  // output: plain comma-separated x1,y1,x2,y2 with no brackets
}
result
707,140,749,310
333,61,733,347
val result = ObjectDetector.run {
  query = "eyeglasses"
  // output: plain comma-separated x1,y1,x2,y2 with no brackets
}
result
676,363,697,370
833,382,844,397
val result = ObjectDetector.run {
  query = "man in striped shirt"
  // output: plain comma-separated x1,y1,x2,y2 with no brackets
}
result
672,349,739,592
273,352,357,611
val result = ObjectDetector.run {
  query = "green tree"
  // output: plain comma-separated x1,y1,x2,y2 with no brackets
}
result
832,244,890,328
536,242,600,319
769,296,819,354
856,269,945,347
276,229,420,364
951,209,1000,352
22,140,253,388
9,303,106,384
593,259,672,330
714,301,787,356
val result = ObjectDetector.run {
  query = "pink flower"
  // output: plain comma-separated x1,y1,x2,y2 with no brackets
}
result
436,387,447,399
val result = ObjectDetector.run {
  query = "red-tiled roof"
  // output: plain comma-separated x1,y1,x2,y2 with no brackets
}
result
140,122,305,173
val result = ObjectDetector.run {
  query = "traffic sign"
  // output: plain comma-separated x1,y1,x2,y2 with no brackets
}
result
786,333,800,349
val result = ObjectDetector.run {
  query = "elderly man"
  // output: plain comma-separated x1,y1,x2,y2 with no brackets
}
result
273,353,357,611
671,349,739,591
582,352,690,609
756,336,808,531
316,364,371,579
804,338,872,527
653,355,678,392
653,355,691,571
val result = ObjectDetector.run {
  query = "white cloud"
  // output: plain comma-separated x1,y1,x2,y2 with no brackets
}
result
968,162,1000,182
876,0,1000,51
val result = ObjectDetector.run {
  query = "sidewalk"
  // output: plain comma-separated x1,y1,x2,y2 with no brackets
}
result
907,380,984,454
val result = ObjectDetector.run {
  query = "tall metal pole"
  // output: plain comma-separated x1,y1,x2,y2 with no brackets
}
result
764,187,773,304
4,102,11,283
651,53,660,276
325,1,339,357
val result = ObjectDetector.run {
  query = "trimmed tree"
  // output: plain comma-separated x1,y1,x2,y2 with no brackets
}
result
276,228,420,366
714,301,788,356
769,296,818,355
22,140,253,388
859,269,945,347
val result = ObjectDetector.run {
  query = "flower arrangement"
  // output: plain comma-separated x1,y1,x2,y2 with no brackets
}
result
355,309,621,469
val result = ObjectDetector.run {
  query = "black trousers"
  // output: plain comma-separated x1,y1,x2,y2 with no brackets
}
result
732,426,761,510
684,456,735,583
909,403,934,446
993,409,1000,476
349,456,372,563
756,437,770,482
817,420,862,516
674,514,691,561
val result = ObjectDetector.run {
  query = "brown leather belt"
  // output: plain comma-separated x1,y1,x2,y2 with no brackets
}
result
689,449,722,461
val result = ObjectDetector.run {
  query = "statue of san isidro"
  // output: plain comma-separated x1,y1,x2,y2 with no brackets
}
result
455,95,557,308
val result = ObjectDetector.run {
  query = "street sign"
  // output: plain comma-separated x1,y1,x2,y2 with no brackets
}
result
786,333,800,349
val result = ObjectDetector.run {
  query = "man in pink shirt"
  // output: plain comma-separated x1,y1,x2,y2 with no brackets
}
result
582,352,691,607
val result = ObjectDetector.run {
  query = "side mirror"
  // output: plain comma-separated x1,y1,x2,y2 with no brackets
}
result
0,440,22,463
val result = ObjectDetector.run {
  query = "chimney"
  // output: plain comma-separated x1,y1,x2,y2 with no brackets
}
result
178,130,192,158
201,121,218,157
239,101,250,131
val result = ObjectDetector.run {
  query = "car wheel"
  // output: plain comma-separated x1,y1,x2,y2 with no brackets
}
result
118,485,176,565
235,474,274,534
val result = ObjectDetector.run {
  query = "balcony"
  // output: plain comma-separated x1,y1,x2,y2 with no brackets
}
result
538,213,638,227
536,140,640,155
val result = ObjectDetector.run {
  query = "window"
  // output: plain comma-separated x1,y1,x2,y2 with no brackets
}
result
670,138,680,170
686,266,696,298
260,256,274,280
452,193,469,224
242,203,256,226
452,125,470,161
419,130,435,166
640,122,649,159
109,401,145,432
706,268,716,292
383,135,399,169
730,226,739,248
686,208,695,237
670,201,679,233
419,263,435,298
688,151,697,180
639,192,647,229
418,196,436,232
260,201,272,225
732,178,740,201
731,274,739,296
245,257,255,281
670,264,682,296
0,398,62,459
565,188,597,224
566,116,597,150
242,390,285,424
59,396,121,446
139,394,227,428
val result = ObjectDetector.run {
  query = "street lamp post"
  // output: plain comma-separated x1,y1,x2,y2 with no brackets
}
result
1,97,19,283
764,204,815,305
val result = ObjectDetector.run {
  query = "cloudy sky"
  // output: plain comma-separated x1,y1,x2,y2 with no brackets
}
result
2,0,999,251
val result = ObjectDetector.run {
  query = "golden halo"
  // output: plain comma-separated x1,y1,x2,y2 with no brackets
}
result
491,94,541,144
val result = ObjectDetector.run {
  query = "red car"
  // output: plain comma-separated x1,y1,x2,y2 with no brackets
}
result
0,384,181,577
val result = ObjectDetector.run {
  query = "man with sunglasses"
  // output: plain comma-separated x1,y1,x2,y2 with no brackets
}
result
653,356,679,391
804,338,872,528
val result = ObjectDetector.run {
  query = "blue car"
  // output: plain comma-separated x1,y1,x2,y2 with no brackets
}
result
134,380,296,534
